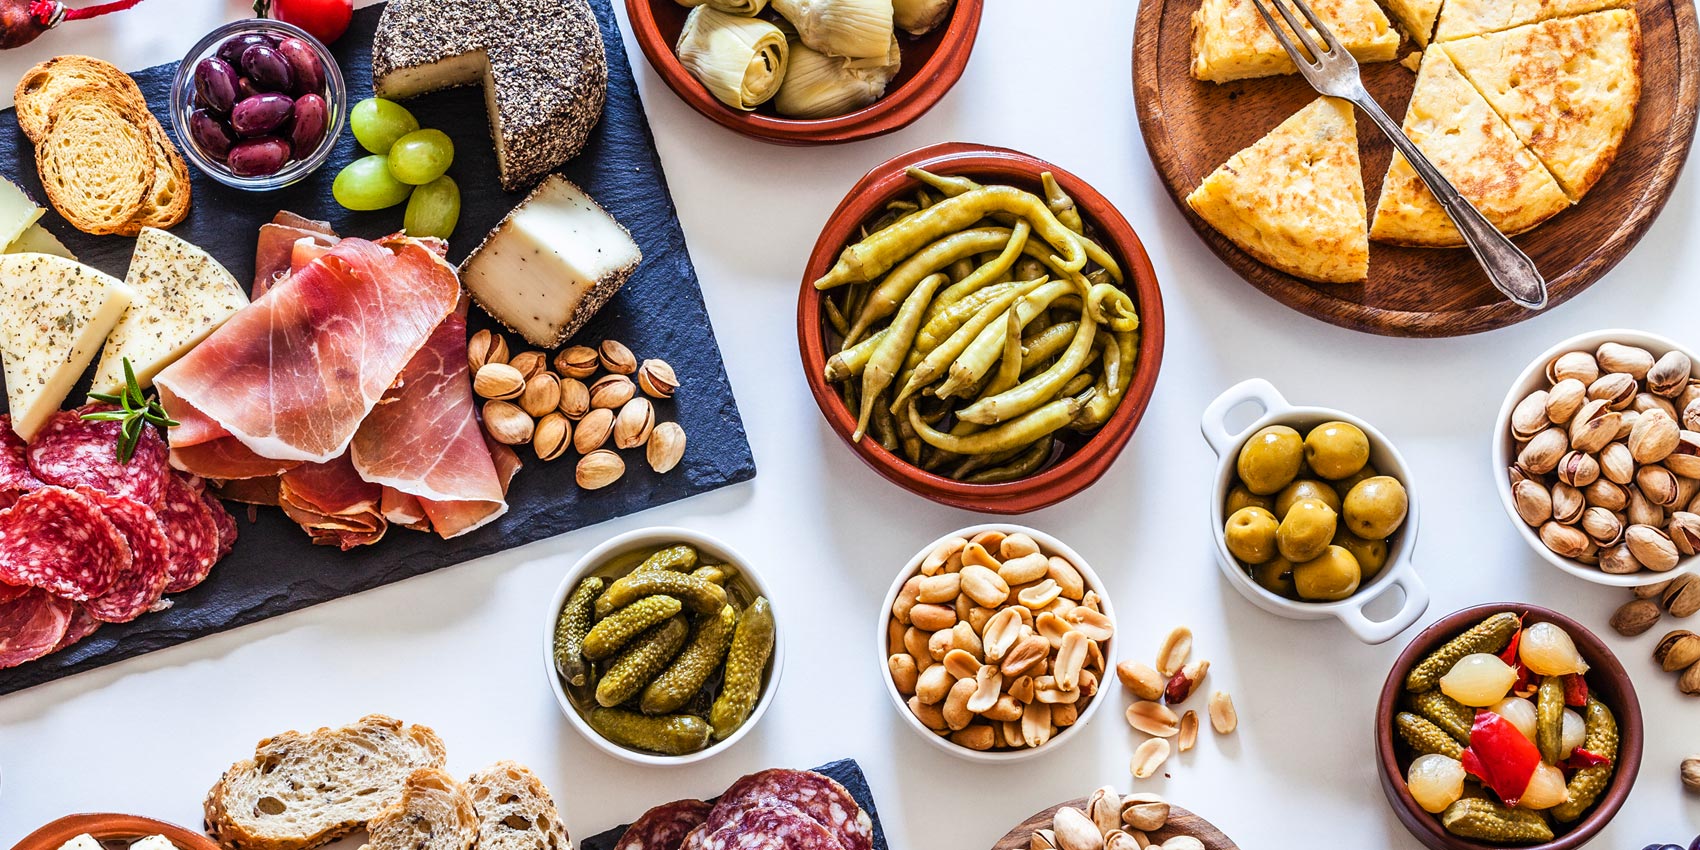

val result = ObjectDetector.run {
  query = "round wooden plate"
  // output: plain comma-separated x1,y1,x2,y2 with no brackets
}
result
1133,0,1699,337
991,800,1239,849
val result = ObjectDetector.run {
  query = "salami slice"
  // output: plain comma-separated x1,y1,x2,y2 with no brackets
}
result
52,603,101,652
0,486,130,601
201,488,238,560
26,406,169,507
0,414,42,493
705,771,871,850
76,487,173,623
617,800,714,850
686,806,843,850
157,473,220,593
0,586,74,669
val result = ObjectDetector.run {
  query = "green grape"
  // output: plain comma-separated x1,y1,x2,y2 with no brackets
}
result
404,175,461,239
332,155,413,210
349,97,419,154
387,129,455,185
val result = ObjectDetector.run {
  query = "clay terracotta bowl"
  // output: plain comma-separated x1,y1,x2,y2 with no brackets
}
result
1375,604,1643,850
12,815,221,850
625,0,982,144
797,142,1166,513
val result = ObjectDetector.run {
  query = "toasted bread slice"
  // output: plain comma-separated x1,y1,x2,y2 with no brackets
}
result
361,769,478,850
1190,0,1399,82
121,121,192,235
34,86,154,235
1434,0,1630,42
204,715,448,850
1187,97,1369,283
14,55,147,143
1445,10,1641,200
464,762,570,850
1371,50,1572,246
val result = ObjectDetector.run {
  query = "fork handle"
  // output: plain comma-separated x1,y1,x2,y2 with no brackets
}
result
1348,90,1549,310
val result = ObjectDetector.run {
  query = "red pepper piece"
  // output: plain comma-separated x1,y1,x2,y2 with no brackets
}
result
1498,624,1523,666
1563,674,1589,707
1561,747,1611,771
1460,710,1543,807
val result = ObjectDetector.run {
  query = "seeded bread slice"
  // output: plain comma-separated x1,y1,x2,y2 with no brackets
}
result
204,715,448,850
14,55,147,143
361,768,478,850
465,762,570,850
34,86,154,235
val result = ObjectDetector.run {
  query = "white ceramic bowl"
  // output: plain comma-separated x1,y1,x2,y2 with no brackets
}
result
877,523,1117,763
543,526,783,766
1492,328,1700,588
1201,379,1429,644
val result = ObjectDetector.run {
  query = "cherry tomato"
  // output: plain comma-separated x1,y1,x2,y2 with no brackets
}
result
263,0,353,45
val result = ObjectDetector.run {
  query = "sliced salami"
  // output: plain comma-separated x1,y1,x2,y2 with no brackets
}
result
617,800,714,850
201,488,238,560
157,473,220,593
52,603,101,652
705,771,871,850
76,487,173,623
0,586,74,669
686,806,843,850
0,486,130,601
0,414,42,492
26,406,169,507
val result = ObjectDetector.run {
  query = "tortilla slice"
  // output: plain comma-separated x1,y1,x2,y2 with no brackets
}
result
1186,97,1369,283
1370,49,1572,247
1444,9,1642,200
1190,0,1399,83
1384,0,1443,46
1433,0,1629,43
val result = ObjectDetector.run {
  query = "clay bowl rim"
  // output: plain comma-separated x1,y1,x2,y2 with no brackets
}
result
1373,603,1644,850
11,814,222,850
796,141,1167,514
624,0,984,145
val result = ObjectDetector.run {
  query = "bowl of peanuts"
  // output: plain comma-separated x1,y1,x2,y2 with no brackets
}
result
879,523,1117,762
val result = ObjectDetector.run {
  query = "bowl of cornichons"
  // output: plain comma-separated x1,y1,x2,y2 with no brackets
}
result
798,141,1166,514
544,526,782,766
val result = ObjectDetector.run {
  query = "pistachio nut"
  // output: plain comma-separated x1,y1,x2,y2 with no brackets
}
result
1541,522,1591,559
588,374,636,410
558,378,591,419
1616,409,1641,441
1598,544,1642,575
1628,485,1666,528
1513,390,1551,440
1160,838,1206,850
1590,372,1639,410
1685,398,1700,432
1103,832,1143,850
481,400,533,445
1634,392,1678,419
575,450,626,490
1629,410,1681,463
1549,350,1601,385
1636,578,1675,599
508,350,549,381
592,340,634,376
1552,482,1586,525
637,358,679,399
647,422,687,474
1570,400,1622,454
1583,478,1628,512
1052,807,1102,850
613,397,655,449
474,362,526,401
1685,757,1700,793
1030,829,1059,850
1120,793,1170,832
553,345,599,379
1557,451,1602,488
1520,428,1570,474
466,328,509,373
1681,661,1700,696
1637,464,1680,508
1597,341,1656,379
1508,465,1533,487
532,412,571,462
1671,512,1700,556
1546,379,1587,425
1610,597,1663,636
1665,574,1700,617
573,407,614,454
1601,442,1637,485
1086,786,1122,836
1649,350,1694,397
1628,524,1681,572
1656,629,1700,671
1513,479,1554,526
1666,431,1700,478
1582,506,1624,546
519,372,562,418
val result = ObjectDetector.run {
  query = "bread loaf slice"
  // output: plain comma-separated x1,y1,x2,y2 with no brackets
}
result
14,55,147,143
465,762,570,850
361,768,478,850
204,715,448,850
34,86,154,235
121,121,192,234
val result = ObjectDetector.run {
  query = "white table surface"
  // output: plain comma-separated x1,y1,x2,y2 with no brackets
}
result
0,1,1697,847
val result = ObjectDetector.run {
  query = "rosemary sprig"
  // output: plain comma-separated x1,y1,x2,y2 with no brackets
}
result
81,358,178,464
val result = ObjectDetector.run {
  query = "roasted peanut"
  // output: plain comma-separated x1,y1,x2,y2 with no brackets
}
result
910,603,957,632
888,654,918,695
1117,661,1166,701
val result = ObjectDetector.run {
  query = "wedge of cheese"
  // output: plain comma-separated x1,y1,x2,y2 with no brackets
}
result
1186,97,1369,283
1190,0,1399,83
5,223,74,259
1433,0,1629,42
91,227,249,395
0,254,134,441
1445,10,1642,200
1371,49,1572,246
0,178,44,251
460,175,641,348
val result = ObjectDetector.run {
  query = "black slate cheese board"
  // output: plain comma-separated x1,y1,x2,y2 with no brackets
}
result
579,760,890,850
0,1,755,694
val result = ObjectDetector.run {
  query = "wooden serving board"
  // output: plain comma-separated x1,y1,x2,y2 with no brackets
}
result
992,800,1238,850
1133,0,1700,337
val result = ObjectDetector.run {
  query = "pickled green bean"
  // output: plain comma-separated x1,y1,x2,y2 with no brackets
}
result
947,258,975,282
823,295,850,338
924,220,1031,316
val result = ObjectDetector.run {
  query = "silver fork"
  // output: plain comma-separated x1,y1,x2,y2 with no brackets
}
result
1249,0,1549,309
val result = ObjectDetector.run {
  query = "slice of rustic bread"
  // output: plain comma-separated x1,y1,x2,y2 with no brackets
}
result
14,55,147,143
204,715,449,850
34,86,154,235
464,762,570,850
120,120,192,234
361,768,478,850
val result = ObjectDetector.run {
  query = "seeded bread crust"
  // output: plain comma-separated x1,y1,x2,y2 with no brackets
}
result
203,715,448,850
361,768,478,850
465,762,570,850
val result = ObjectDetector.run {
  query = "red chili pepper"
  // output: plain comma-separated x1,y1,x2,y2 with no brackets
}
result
1563,674,1589,707
1498,622,1524,666
1460,710,1543,807
1561,747,1611,771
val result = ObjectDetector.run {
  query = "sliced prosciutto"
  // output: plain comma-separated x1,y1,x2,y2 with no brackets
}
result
0,587,74,669
154,235,460,471
351,302,508,539
253,212,338,298
278,455,387,550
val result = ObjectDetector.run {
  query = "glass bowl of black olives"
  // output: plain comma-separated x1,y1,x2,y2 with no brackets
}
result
170,19,346,190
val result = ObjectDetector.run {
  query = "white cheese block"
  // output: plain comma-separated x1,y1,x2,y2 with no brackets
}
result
58,835,103,850
460,175,641,348
91,227,248,395
0,254,133,440
5,222,75,259
130,835,177,850
0,177,44,252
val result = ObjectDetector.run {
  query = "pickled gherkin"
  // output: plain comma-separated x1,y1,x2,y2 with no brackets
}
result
1396,712,1464,759
588,708,712,756
642,604,739,716
552,577,604,687
584,595,684,661
596,571,727,619
691,563,739,585
1551,697,1618,823
633,544,699,575
1440,799,1554,843
1408,690,1474,745
1406,612,1521,693
711,596,775,740
1535,677,1565,764
596,617,689,708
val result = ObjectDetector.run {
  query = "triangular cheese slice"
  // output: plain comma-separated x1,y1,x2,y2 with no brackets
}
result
1433,0,1628,42
1186,97,1369,283
1190,0,1399,83
1444,10,1642,200
1370,49,1572,247
1384,0,1442,46
0,254,134,441
4,223,74,260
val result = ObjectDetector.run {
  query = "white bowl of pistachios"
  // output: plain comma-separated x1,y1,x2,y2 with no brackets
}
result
1494,329,1700,588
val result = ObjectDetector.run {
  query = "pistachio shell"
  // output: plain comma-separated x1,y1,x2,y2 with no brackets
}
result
1597,342,1655,379
1557,451,1601,488
647,422,687,473
474,362,526,401
1601,442,1636,484
1545,379,1587,425
1570,400,1621,454
575,449,625,489
553,345,599,379
1629,410,1681,463
1513,390,1552,439
1649,350,1694,397
1519,428,1569,475
1513,479,1553,526
481,399,533,445
1549,351,1601,384
1627,524,1680,572
1589,372,1639,410
598,340,637,375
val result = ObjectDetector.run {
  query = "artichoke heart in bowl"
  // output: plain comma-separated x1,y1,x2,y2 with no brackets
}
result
776,37,901,118
773,0,897,59
678,6,790,110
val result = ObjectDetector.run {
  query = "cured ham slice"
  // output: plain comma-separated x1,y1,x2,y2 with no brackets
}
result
253,212,338,298
155,389,301,480
278,455,387,550
380,487,430,530
156,235,460,469
352,301,508,539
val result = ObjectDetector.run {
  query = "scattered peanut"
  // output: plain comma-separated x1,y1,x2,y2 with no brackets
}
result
1131,737,1171,779
1208,691,1238,734
1156,627,1192,678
